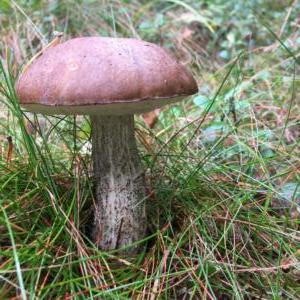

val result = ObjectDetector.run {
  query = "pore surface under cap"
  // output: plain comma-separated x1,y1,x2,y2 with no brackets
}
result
17,37,198,115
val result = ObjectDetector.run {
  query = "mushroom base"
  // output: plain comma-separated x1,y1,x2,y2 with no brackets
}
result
91,115,146,253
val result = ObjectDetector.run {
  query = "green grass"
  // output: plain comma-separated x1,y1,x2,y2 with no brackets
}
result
1,0,300,299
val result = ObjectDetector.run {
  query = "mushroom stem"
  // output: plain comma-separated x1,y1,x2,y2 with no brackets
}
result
91,115,146,252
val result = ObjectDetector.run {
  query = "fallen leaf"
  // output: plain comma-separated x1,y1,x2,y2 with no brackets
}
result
143,109,160,128
280,249,300,273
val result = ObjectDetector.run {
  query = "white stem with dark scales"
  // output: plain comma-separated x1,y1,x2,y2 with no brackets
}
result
91,115,146,252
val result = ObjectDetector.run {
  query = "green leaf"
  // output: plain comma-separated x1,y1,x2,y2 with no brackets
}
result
279,183,300,204
202,123,227,143
193,95,211,108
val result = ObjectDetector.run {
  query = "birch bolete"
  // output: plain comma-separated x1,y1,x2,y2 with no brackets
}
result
16,37,198,252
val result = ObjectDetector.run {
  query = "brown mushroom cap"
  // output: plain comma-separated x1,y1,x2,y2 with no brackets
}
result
17,37,198,115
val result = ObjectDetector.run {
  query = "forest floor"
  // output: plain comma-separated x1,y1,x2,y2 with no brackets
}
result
0,1,299,299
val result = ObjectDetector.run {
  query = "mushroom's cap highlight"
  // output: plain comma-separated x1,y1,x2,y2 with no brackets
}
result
17,37,198,115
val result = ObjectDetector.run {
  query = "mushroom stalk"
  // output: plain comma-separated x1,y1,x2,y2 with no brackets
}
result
91,115,146,252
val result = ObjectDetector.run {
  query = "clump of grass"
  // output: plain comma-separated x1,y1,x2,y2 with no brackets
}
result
1,1,300,299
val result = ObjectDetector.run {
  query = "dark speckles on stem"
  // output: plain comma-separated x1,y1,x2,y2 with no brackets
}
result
91,115,146,254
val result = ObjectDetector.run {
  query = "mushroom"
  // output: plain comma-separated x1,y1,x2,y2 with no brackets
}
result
16,37,198,253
